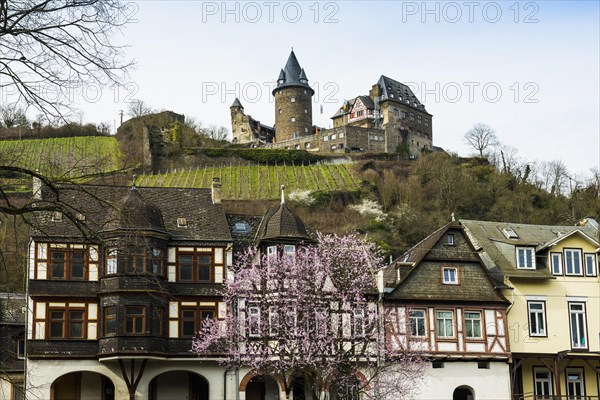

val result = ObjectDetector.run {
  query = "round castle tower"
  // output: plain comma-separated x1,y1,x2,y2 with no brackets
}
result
272,50,314,142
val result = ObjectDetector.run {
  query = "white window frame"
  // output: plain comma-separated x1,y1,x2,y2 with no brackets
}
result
436,310,454,338
550,252,563,275
267,245,277,258
564,248,583,275
408,309,426,338
442,267,458,285
566,368,585,399
106,249,118,275
528,301,546,337
464,311,483,339
446,234,454,246
569,303,587,349
584,253,597,277
516,246,536,270
533,367,553,398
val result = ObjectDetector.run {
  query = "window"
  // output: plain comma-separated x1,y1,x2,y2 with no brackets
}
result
464,311,482,339
409,309,426,337
551,252,563,275
125,306,146,335
304,109,307,114
284,244,295,259
566,369,585,399
48,308,85,339
50,248,86,280
436,310,454,338
534,367,553,398
401,111,407,119
584,253,597,276
516,247,536,269
267,245,277,258
248,306,261,337
16,337,25,359
323,135,329,142
177,252,213,282
409,113,414,121
106,249,117,275
124,248,164,275
353,309,365,336
478,361,490,369
432,360,444,369
528,301,546,336
564,249,583,275
233,222,250,233
180,306,214,337
11,382,24,400
442,267,458,285
290,97,295,102
291,117,296,122
153,307,164,336
446,234,454,246
502,227,519,239
569,303,587,349
393,109,399,116
104,306,117,335
177,217,187,227
269,307,279,336
51,211,63,222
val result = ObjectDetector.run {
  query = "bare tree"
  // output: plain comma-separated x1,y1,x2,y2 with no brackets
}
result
126,99,153,118
0,104,29,128
0,1,134,120
464,123,498,158
204,124,230,141
539,160,569,196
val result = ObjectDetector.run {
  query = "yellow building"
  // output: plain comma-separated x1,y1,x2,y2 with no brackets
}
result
462,219,600,399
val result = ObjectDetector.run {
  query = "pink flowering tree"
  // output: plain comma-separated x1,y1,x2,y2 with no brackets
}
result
192,233,426,400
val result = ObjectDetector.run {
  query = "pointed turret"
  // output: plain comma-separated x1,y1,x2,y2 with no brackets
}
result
230,97,243,109
299,68,308,84
272,50,314,95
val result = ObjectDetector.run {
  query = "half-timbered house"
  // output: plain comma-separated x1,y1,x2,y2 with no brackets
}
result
384,221,511,399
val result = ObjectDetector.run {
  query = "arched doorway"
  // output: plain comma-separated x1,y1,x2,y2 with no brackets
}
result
329,376,360,400
51,372,115,400
148,371,209,400
453,386,475,400
245,375,280,400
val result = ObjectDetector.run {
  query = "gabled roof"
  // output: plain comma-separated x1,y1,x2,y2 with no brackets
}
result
377,75,429,113
331,95,375,119
461,219,598,280
273,50,315,95
32,185,232,242
385,222,506,303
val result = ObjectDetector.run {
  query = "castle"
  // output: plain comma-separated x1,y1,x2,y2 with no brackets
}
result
231,50,434,156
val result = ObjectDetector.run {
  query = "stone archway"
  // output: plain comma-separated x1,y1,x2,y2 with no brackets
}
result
240,371,282,400
453,385,475,400
51,371,115,400
148,371,209,400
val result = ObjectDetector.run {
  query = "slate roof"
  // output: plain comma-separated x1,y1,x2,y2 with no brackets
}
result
0,293,26,325
385,223,507,303
226,213,263,254
460,219,598,281
230,97,243,109
105,187,166,232
255,201,313,243
273,50,315,95
331,96,375,119
32,185,232,243
377,75,429,114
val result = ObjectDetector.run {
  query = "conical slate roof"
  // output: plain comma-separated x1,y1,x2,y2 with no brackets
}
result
273,50,314,95
230,98,243,109
105,187,166,232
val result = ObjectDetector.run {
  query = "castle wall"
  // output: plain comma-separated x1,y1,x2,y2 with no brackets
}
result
274,86,313,142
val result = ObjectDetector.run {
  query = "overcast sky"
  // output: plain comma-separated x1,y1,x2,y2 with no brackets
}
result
62,1,600,179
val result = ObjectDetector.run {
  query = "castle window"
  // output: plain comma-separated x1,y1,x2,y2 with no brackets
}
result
323,136,329,142
331,144,337,150
409,113,414,121
304,90,307,95
401,111,407,119
393,109,399,116
339,132,344,138
279,109,282,114
305,128,308,133
305,142,311,149
293,132,297,139
295,144,300,149
331,134,337,140
291,97,296,102
291,117,296,122
304,109,308,114
425,119,430,127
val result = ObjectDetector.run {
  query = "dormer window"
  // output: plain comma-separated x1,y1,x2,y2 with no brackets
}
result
267,246,277,258
233,222,250,233
75,213,86,222
290,97,296,103
177,218,187,228
516,246,536,269
502,227,519,239
442,267,458,284
284,244,295,257
446,234,455,246
51,211,63,222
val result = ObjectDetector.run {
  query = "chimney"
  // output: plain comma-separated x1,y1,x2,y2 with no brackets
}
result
211,177,222,205
32,171,42,200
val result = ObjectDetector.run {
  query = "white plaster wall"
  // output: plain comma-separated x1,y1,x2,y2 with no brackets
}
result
27,359,231,400
418,361,510,400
